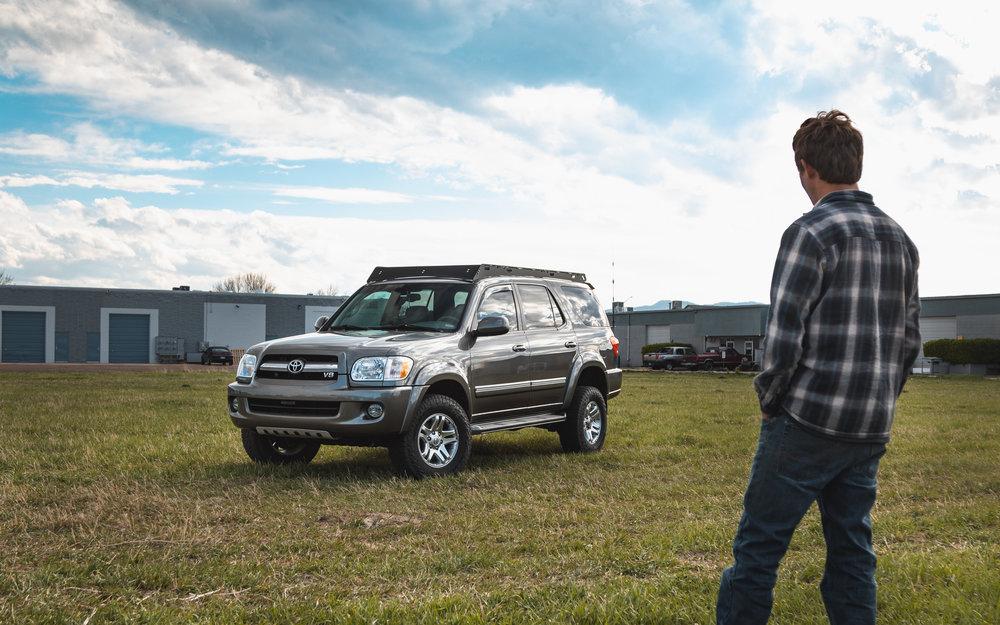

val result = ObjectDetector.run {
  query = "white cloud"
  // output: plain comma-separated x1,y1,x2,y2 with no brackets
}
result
0,0,997,302
0,124,212,170
272,186,415,205
0,172,203,194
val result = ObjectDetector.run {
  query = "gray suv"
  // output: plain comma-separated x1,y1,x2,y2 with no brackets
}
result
227,264,622,477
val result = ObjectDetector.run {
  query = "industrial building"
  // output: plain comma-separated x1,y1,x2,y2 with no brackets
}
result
0,285,345,363
609,293,1000,368
2,283,998,368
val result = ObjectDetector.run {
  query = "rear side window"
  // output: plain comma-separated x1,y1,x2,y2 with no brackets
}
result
517,284,564,329
560,286,607,327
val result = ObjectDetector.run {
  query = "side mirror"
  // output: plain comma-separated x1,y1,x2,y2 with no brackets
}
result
314,315,329,331
473,315,510,337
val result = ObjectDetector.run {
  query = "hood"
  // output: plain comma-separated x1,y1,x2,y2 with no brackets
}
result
254,329,452,356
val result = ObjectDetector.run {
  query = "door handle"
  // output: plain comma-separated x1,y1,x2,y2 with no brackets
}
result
512,344,527,352
564,341,577,349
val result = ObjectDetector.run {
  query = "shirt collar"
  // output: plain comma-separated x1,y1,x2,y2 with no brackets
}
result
813,189,874,210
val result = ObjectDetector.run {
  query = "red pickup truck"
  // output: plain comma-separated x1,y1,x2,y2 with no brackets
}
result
687,346,747,370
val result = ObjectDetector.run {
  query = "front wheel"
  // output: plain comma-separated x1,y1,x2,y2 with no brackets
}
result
388,394,471,478
559,385,607,453
241,429,321,464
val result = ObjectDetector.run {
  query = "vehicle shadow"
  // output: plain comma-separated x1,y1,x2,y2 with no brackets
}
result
202,435,565,483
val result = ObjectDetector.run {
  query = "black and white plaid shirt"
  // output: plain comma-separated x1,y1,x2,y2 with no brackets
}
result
754,190,921,442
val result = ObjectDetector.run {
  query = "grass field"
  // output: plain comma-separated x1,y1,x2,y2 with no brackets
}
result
1,370,998,624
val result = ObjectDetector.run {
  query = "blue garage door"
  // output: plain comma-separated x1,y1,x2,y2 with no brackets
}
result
2,311,46,362
109,314,150,363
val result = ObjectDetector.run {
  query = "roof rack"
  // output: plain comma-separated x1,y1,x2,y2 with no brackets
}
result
367,264,588,284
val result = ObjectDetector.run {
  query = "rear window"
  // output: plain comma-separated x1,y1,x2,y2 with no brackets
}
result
560,286,607,327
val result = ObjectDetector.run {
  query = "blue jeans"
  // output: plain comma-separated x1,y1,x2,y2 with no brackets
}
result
716,411,887,625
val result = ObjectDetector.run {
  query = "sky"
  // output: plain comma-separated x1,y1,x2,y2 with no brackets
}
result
0,0,997,306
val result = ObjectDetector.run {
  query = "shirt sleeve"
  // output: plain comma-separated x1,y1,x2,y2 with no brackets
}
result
898,248,921,395
753,224,826,415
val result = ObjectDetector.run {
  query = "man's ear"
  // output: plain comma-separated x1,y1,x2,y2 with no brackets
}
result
799,159,817,179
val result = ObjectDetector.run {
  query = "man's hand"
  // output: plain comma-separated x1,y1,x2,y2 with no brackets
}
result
761,411,772,421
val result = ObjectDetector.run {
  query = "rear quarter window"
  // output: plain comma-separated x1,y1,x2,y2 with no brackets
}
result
559,286,608,327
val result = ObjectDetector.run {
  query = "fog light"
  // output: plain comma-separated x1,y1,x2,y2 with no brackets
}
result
365,403,385,420
230,397,240,412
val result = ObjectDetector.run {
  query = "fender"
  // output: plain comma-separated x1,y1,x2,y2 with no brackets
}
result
563,348,607,406
401,360,472,431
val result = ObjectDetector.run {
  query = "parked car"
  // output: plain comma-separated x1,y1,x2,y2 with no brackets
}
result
687,346,746,371
202,346,234,366
642,345,696,370
226,264,623,478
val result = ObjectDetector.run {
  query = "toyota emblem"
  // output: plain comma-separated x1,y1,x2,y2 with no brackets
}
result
287,359,305,373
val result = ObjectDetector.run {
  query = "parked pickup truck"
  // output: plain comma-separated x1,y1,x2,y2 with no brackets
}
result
687,346,747,371
642,345,696,370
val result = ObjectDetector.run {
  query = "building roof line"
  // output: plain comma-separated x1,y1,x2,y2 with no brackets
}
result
0,284,345,299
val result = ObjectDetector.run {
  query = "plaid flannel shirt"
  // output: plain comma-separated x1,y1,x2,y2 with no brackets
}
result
754,190,921,442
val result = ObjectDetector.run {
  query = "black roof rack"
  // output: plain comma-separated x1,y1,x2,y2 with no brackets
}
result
367,264,588,284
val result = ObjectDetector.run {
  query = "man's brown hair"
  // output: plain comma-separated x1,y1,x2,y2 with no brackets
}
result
793,110,863,184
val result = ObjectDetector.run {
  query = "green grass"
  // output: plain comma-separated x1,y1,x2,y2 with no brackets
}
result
1,371,998,624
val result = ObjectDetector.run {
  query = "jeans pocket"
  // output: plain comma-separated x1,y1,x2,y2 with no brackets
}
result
776,417,828,480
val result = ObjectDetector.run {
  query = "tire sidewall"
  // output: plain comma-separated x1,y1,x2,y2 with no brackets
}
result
565,386,607,452
397,395,471,478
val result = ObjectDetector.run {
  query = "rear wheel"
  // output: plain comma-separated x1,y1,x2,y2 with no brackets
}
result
241,429,321,464
703,360,715,371
388,394,471,478
559,385,607,453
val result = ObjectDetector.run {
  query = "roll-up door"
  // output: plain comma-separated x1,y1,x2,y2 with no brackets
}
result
1,311,46,362
919,316,957,357
646,325,671,344
108,313,151,363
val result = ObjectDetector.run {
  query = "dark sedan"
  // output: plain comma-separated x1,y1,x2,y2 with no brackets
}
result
201,346,234,366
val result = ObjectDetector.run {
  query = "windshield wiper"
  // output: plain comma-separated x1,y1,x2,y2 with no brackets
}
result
327,324,370,331
375,324,447,332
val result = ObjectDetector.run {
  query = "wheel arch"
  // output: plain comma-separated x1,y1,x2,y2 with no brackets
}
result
564,355,608,405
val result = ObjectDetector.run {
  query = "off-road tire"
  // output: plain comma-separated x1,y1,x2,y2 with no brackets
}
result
388,394,471,478
559,385,607,453
241,429,321,465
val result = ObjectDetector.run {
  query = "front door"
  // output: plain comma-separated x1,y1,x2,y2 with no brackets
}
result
516,283,577,409
469,285,532,420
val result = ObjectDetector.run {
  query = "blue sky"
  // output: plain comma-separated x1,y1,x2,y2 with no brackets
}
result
0,0,997,303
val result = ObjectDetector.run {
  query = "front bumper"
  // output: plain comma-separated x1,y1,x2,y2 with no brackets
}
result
227,380,426,440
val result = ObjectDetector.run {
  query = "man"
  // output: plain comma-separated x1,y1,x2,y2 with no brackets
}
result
716,110,921,625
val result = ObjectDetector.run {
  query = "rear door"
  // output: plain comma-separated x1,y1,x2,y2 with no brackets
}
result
516,283,577,409
469,285,532,420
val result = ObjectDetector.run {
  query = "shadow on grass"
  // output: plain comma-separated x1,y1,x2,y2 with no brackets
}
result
197,434,566,484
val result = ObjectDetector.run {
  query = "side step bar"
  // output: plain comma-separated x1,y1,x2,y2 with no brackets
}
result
471,413,566,434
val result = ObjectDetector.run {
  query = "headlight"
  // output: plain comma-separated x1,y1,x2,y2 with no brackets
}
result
351,356,413,382
236,353,257,382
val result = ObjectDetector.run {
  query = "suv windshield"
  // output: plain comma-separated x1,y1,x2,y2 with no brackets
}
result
325,282,471,332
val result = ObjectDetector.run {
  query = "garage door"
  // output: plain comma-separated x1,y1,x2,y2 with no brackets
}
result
109,313,150,363
919,316,957,357
1,311,46,362
646,325,671,344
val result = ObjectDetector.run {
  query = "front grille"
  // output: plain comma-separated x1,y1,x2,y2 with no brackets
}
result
256,354,340,380
260,354,338,364
247,398,341,417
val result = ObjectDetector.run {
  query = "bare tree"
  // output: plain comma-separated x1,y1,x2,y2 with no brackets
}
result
212,272,276,293
0,269,13,286
314,284,342,296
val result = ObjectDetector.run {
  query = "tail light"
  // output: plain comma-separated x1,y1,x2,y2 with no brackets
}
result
610,336,620,358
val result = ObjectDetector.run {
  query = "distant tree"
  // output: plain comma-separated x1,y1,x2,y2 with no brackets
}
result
0,269,13,286
212,272,276,293
314,284,342,296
